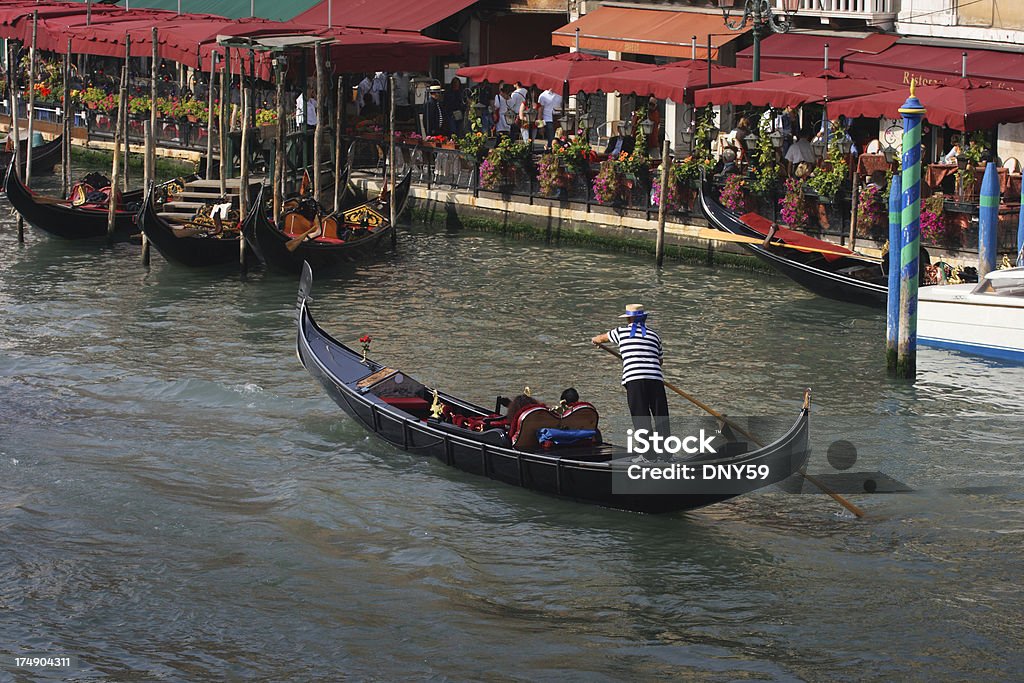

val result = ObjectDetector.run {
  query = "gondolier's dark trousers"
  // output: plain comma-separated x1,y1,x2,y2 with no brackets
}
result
626,379,670,437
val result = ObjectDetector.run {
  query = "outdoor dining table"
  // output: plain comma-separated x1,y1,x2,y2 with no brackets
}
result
925,163,959,196
856,153,894,178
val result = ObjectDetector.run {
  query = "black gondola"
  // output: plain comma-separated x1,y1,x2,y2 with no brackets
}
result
699,178,888,308
296,263,812,514
1,135,64,175
243,172,411,273
4,158,159,240
137,185,257,268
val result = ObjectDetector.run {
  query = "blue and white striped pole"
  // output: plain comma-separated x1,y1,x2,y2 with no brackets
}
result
897,85,926,381
978,162,1000,278
886,174,902,376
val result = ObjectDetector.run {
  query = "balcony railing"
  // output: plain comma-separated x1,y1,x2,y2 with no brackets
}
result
781,0,897,19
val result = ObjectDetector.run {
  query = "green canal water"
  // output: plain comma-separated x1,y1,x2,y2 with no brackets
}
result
1,170,1022,680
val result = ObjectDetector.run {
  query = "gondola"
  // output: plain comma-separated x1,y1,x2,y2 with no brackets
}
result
296,263,812,514
699,178,889,308
1,134,64,175
243,171,411,273
137,184,258,268
3,158,158,240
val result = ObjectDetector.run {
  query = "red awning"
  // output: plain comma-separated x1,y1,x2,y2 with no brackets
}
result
735,34,862,75
292,0,476,33
552,6,748,61
843,43,1024,92
827,79,1024,131
570,59,767,103
695,69,899,108
457,52,648,93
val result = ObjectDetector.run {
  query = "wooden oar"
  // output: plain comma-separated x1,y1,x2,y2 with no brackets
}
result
698,228,880,261
595,342,866,518
285,215,321,252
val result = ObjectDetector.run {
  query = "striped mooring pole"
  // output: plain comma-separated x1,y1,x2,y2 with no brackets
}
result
896,85,926,381
886,174,903,376
1018,174,1024,265
978,162,1000,278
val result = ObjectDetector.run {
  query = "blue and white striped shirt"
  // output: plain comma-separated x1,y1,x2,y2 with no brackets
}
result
608,325,663,385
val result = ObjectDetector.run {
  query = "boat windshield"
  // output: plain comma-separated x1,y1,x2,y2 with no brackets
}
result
972,268,1024,297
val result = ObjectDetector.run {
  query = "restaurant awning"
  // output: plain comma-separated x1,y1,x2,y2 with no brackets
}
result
551,7,748,61
457,52,648,93
570,60,766,104
827,79,1024,132
737,33,1024,92
695,69,898,109
293,0,477,33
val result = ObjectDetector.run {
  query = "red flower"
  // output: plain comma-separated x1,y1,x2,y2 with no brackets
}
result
358,334,372,344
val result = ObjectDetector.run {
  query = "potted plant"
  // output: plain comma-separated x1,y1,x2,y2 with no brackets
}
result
719,173,749,213
855,182,887,238
81,86,106,110
779,177,811,231
479,137,531,191
592,159,628,205
455,131,487,160
537,152,570,196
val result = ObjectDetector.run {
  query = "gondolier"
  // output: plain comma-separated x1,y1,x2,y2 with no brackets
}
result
591,304,670,440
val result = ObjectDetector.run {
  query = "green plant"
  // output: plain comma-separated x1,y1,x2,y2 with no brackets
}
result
720,173,748,213
128,96,151,116
479,137,531,189
779,177,810,230
455,131,487,159
808,129,849,200
955,130,990,195
537,153,570,195
748,113,782,196
592,160,627,204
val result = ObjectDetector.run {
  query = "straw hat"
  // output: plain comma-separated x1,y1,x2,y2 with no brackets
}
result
427,84,443,93
618,304,651,318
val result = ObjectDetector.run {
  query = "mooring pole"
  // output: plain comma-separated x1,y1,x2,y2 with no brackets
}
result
1018,170,1024,266
122,34,130,192
886,175,902,376
220,48,229,196
10,41,24,242
62,39,72,199
25,10,38,189
149,27,158,188
655,138,671,267
896,85,926,381
389,73,397,245
206,51,217,179
108,65,127,241
334,74,343,213
274,53,285,223
313,41,324,203
141,120,151,265
239,86,250,273
978,162,1000,278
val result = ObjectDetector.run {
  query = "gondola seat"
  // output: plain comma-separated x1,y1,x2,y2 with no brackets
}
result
509,402,600,451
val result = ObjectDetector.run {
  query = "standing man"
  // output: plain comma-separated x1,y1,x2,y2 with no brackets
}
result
591,304,670,443
537,87,562,150
295,84,318,161
423,84,444,137
508,81,528,143
394,71,412,122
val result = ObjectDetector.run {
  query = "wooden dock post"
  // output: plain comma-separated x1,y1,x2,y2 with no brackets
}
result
1018,169,1024,265
141,120,152,266
148,27,158,189
389,74,397,244
655,139,671,267
334,75,343,214
886,175,902,376
206,50,217,179
313,41,325,204
9,41,23,242
25,11,38,189
896,85,926,381
274,53,285,223
62,39,71,200
220,48,229,196
978,162,999,278
108,65,128,241
122,34,130,192
239,86,250,273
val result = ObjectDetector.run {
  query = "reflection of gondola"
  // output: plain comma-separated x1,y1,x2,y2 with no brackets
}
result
699,178,888,308
1,135,64,175
137,186,257,268
3,159,188,241
296,263,812,514
243,172,411,273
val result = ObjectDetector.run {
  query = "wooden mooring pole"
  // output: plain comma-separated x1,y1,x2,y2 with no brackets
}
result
108,65,128,241
10,41,24,242
25,11,38,190
61,39,71,200
655,138,671,267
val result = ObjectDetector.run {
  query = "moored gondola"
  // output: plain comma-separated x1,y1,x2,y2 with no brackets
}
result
296,263,812,514
137,185,257,268
1,134,65,175
3,158,158,240
699,178,889,308
243,171,411,273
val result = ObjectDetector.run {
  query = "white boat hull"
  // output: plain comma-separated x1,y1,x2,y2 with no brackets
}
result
918,280,1024,362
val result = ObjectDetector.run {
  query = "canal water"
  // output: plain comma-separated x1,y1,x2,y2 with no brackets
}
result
2,169,1022,680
